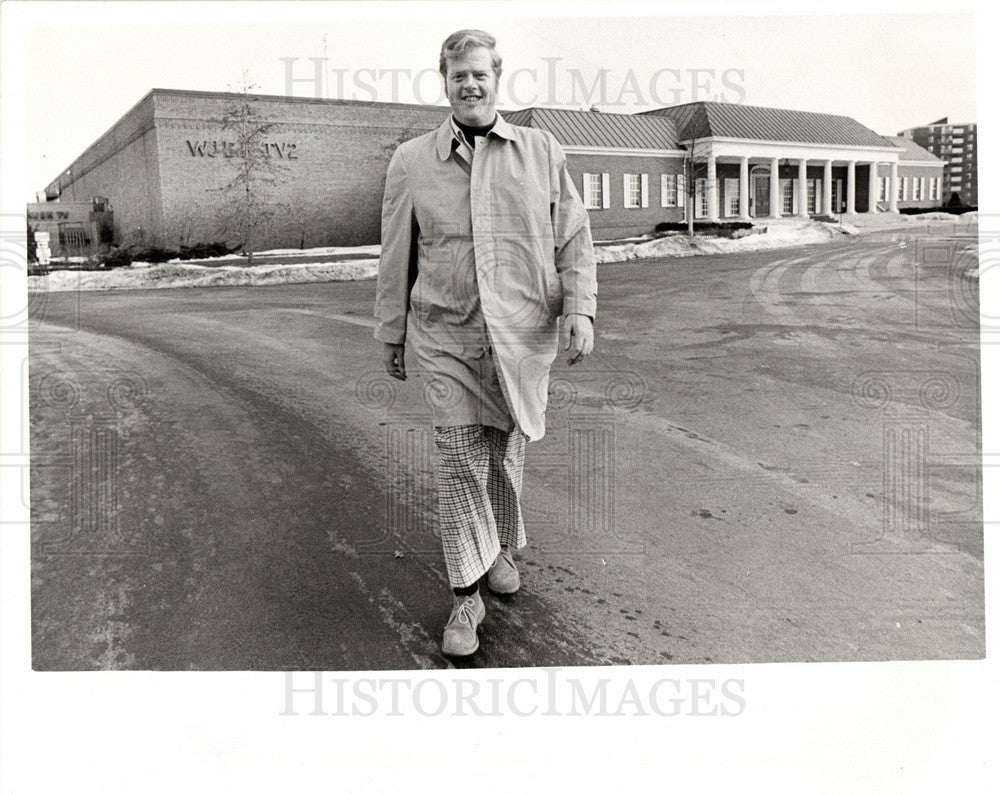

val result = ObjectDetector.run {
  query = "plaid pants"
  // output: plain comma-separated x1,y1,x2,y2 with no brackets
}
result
433,424,527,588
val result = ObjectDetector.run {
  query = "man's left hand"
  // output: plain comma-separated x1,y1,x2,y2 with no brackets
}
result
562,313,594,365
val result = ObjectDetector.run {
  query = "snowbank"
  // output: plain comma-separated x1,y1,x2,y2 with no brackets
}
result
893,211,978,223
594,219,858,264
165,244,382,263
29,259,377,292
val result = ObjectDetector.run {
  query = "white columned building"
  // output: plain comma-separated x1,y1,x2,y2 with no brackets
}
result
629,101,936,224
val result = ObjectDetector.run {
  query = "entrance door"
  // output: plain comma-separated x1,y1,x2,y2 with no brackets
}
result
752,175,770,217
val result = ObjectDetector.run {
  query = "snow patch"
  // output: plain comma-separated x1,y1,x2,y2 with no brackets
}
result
594,220,858,264
29,259,377,293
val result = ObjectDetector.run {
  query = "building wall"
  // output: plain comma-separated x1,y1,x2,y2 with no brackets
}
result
564,152,685,239
44,94,164,248
876,163,946,209
150,92,449,249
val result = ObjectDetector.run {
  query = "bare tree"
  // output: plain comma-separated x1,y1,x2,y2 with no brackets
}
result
682,139,710,238
215,74,289,264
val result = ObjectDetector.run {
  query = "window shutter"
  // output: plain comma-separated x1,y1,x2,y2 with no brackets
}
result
582,173,593,207
640,174,649,208
791,179,798,214
677,174,685,207
661,174,668,207
601,173,611,209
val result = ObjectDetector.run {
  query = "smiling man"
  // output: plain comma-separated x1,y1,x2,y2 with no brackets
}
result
374,29,597,657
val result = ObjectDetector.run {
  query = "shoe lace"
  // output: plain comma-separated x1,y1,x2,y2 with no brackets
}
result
449,595,478,627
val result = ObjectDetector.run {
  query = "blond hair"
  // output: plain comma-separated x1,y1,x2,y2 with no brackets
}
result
438,29,503,77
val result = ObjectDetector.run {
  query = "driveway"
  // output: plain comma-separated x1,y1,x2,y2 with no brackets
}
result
28,226,983,669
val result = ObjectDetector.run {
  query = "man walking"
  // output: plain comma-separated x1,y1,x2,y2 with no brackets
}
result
374,29,597,656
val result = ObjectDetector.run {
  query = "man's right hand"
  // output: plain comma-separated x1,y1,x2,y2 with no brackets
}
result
383,343,407,380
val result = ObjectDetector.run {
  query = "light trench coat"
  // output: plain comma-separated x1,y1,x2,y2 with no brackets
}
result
374,113,597,441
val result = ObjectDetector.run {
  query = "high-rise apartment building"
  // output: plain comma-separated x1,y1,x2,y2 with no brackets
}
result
898,117,977,206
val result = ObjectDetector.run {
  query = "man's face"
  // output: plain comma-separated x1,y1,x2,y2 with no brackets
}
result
444,46,498,127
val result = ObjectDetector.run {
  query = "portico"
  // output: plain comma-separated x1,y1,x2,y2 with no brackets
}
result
692,139,904,220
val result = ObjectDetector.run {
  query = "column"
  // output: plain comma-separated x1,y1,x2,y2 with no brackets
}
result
738,156,750,220
769,157,781,219
797,159,809,217
706,154,719,222
868,162,879,213
822,160,833,215
846,161,856,215
889,161,899,213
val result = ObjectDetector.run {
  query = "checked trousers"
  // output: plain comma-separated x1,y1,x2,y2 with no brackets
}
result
433,424,527,588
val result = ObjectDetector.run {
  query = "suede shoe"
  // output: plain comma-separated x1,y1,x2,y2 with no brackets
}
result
441,590,486,657
487,547,520,595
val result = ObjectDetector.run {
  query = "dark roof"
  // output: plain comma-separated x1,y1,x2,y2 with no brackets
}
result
882,135,943,163
639,101,894,148
504,106,680,150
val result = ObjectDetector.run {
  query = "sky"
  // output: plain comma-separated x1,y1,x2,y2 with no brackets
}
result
12,3,978,197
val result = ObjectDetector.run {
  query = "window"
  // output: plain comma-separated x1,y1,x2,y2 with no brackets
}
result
898,176,907,201
724,178,739,217
622,173,648,209
582,173,609,210
807,179,817,213
583,173,601,209
661,174,680,207
694,178,707,219
624,174,641,208
919,178,927,201
780,178,793,214
878,177,889,202
911,178,920,200
813,178,823,213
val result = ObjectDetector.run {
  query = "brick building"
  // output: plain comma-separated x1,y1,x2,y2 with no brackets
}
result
898,117,978,207
39,89,945,251
42,89,450,251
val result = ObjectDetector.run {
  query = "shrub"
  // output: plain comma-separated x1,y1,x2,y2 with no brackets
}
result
103,247,133,269
131,246,177,263
654,221,753,237
178,242,238,259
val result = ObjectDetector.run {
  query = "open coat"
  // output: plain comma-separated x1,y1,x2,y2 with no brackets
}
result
374,113,597,441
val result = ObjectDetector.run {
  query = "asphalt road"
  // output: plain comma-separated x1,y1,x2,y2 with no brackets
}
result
29,226,984,670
